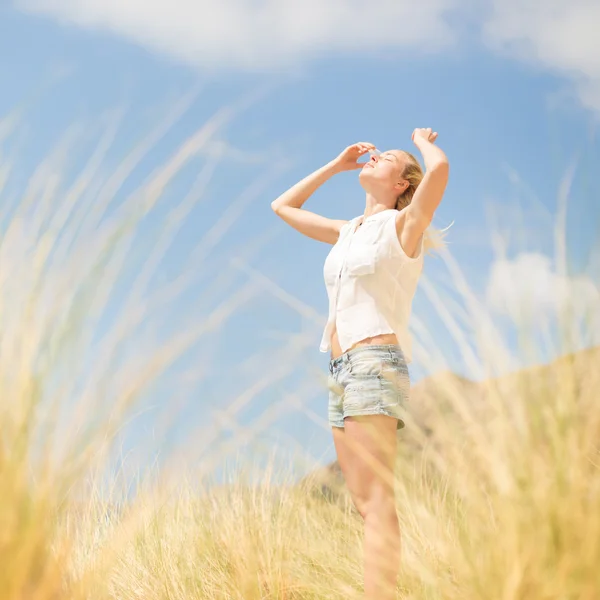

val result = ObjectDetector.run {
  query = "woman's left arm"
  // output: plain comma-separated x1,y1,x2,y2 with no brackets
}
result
398,128,449,254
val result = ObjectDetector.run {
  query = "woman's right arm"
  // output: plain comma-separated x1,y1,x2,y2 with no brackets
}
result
271,142,375,244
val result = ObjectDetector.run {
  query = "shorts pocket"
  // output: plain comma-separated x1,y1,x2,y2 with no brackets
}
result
350,353,409,392
348,354,385,378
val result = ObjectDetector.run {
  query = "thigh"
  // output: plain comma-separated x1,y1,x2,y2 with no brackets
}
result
333,414,398,503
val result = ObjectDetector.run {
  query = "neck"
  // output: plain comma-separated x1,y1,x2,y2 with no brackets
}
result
364,192,396,218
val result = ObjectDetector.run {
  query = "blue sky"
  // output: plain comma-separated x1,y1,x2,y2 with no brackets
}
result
2,1,599,479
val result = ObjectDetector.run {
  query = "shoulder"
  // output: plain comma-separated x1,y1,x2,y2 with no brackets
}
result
331,217,357,245
341,215,362,232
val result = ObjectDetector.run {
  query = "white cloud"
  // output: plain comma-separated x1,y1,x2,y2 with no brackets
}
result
486,252,600,329
15,0,600,111
482,0,600,110
16,0,460,71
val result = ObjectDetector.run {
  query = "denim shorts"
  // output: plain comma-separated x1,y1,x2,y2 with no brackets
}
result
327,345,410,430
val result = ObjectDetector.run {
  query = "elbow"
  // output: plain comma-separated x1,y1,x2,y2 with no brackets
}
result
271,200,281,214
428,158,449,185
430,157,449,175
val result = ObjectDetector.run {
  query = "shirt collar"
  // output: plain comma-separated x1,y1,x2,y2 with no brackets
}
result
354,208,395,226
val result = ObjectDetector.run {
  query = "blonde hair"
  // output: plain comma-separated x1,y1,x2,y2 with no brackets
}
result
395,151,450,255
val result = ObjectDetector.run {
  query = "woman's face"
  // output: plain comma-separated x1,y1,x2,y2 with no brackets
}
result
359,150,407,195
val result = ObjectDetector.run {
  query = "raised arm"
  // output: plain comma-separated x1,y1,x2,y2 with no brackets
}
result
400,128,449,253
271,142,375,244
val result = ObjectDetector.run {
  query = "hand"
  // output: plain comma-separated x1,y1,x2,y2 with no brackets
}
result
333,142,376,172
412,128,438,144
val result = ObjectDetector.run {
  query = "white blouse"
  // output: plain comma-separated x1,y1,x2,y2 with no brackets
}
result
320,208,424,362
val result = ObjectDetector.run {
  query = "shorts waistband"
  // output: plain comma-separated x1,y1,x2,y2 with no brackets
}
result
329,344,403,373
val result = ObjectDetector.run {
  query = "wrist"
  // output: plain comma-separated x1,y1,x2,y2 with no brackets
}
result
412,136,431,150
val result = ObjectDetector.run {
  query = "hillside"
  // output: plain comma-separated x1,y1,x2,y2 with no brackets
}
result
302,346,600,501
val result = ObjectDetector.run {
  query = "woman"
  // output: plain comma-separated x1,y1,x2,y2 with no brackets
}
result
271,128,449,599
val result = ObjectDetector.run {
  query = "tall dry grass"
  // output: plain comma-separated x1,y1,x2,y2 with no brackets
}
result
1,105,599,599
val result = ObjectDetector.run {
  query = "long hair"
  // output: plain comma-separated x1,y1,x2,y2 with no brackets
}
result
395,151,451,254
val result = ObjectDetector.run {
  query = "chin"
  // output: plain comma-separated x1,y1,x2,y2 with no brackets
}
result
358,166,376,184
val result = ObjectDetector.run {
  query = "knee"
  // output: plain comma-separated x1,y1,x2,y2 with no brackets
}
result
352,494,369,520
352,488,396,521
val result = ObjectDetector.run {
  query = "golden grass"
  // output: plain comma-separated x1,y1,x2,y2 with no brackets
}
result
50,344,599,600
1,107,599,599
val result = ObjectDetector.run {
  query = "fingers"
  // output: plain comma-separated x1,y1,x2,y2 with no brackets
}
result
412,128,439,143
353,142,376,154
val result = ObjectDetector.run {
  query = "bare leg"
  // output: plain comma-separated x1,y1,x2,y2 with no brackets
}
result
332,415,400,600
